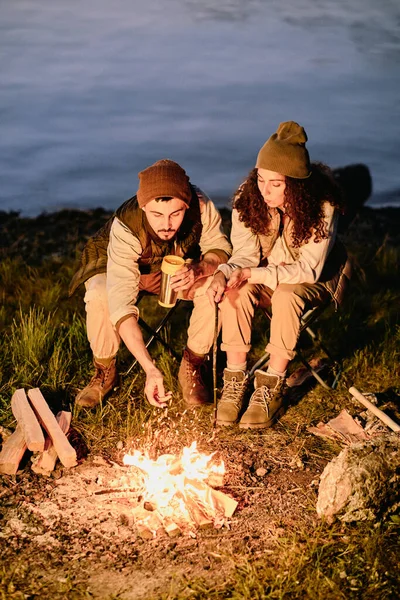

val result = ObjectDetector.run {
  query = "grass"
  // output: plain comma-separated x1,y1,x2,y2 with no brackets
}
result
0,208,399,599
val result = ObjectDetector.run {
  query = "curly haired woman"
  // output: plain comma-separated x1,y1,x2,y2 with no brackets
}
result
207,121,351,429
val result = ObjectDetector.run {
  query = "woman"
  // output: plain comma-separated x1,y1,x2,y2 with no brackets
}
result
207,121,351,429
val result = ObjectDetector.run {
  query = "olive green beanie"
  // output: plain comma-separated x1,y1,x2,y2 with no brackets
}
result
256,121,311,179
137,159,192,207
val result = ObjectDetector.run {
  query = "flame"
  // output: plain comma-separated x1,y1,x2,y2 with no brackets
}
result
122,442,227,529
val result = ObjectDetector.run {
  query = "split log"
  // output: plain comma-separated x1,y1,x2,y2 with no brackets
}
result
132,505,164,539
0,425,27,475
11,389,45,452
184,478,238,519
163,519,182,537
27,389,77,468
209,488,238,518
31,411,72,476
185,497,214,529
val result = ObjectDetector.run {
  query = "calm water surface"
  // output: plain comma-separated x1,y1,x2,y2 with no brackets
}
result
1,0,400,215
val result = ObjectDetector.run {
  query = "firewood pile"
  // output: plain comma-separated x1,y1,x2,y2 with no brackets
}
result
0,391,238,538
0,388,77,475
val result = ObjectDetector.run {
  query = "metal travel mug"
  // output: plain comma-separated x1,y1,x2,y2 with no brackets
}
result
159,255,185,308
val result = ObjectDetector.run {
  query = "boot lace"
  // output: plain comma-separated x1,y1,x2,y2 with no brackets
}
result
249,386,273,411
221,377,247,407
90,364,113,389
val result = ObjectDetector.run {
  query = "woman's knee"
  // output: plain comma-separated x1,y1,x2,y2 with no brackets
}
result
271,284,305,312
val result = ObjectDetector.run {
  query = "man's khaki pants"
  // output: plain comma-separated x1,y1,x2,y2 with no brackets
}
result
83,273,216,361
219,282,330,361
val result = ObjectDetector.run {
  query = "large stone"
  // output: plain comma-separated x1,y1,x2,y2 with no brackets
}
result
316,435,400,522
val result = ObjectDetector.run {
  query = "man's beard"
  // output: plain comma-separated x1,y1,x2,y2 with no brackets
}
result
156,229,177,239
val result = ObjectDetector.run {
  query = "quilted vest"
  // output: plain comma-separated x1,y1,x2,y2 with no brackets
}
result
69,185,203,296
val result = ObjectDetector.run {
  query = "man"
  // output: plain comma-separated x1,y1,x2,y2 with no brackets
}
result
69,159,231,408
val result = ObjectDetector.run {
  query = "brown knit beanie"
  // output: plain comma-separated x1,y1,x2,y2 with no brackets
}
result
256,121,311,179
137,159,192,208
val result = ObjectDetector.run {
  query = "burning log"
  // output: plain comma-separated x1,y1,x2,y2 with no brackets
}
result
27,389,77,468
11,388,45,452
0,425,27,475
31,411,72,476
122,442,238,536
132,504,164,539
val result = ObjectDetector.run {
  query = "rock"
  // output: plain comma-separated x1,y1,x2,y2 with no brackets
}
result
256,467,267,477
316,435,400,522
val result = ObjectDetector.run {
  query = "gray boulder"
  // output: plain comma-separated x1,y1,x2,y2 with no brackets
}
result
316,435,400,522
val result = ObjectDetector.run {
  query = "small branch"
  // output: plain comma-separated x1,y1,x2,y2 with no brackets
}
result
349,386,400,432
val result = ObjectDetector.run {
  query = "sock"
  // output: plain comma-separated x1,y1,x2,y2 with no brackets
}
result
267,365,287,379
227,361,247,372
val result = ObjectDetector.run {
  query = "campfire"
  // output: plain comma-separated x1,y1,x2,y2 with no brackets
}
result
120,442,238,538
0,387,238,540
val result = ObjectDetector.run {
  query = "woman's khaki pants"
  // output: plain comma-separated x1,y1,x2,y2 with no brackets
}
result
83,273,216,361
219,281,330,361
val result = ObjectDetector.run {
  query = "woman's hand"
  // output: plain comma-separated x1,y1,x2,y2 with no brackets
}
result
206,271,228,305
226,267,251,289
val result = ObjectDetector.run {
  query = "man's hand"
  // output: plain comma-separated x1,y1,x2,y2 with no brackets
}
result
170,264,199,292
144,366,172,408
206,271,228,305
226,267,251,289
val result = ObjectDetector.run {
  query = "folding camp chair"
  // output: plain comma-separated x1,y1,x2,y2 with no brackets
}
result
248,297,342,390
124,297,182,375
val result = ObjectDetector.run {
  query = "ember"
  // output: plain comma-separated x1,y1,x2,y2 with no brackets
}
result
122,442,238,538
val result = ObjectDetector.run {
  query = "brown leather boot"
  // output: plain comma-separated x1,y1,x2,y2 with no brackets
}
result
75,358,118,408
178,348,210,406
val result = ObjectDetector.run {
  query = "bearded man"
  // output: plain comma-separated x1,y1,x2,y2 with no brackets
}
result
69,159,231,408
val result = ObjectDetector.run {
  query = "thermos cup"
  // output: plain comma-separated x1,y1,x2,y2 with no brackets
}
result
159,255,185,307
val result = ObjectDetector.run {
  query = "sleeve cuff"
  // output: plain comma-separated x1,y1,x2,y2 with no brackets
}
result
216,263,236,278
111,306,140,328
204,249,230,263
248,267,278,290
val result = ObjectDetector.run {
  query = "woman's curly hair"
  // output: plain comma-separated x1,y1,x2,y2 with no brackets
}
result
233,162,344,247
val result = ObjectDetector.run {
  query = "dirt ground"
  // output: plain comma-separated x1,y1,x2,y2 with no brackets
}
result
0,390,332,600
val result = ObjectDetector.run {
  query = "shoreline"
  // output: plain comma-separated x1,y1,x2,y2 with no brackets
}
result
1,204,400,267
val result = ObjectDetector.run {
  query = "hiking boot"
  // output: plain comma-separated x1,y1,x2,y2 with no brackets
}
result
75,358,118,408
239,370,287,429
178,347,210,406
216,369,248,426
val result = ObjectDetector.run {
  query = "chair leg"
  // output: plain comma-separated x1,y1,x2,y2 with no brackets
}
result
304,325,337,364
249,353,270,378
303,325,342,388
296,349,332,390
124,301,182,375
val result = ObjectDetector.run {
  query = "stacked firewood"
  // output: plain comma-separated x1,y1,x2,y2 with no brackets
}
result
0,388,77,475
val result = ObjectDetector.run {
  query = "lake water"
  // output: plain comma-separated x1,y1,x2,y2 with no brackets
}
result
1,0,400,216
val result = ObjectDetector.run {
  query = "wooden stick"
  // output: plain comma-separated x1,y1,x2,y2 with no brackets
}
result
349,386,400,432
31,411,72,475
27,389,77,468
11,389,45,452
213,302,219,428
0,425,28,475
